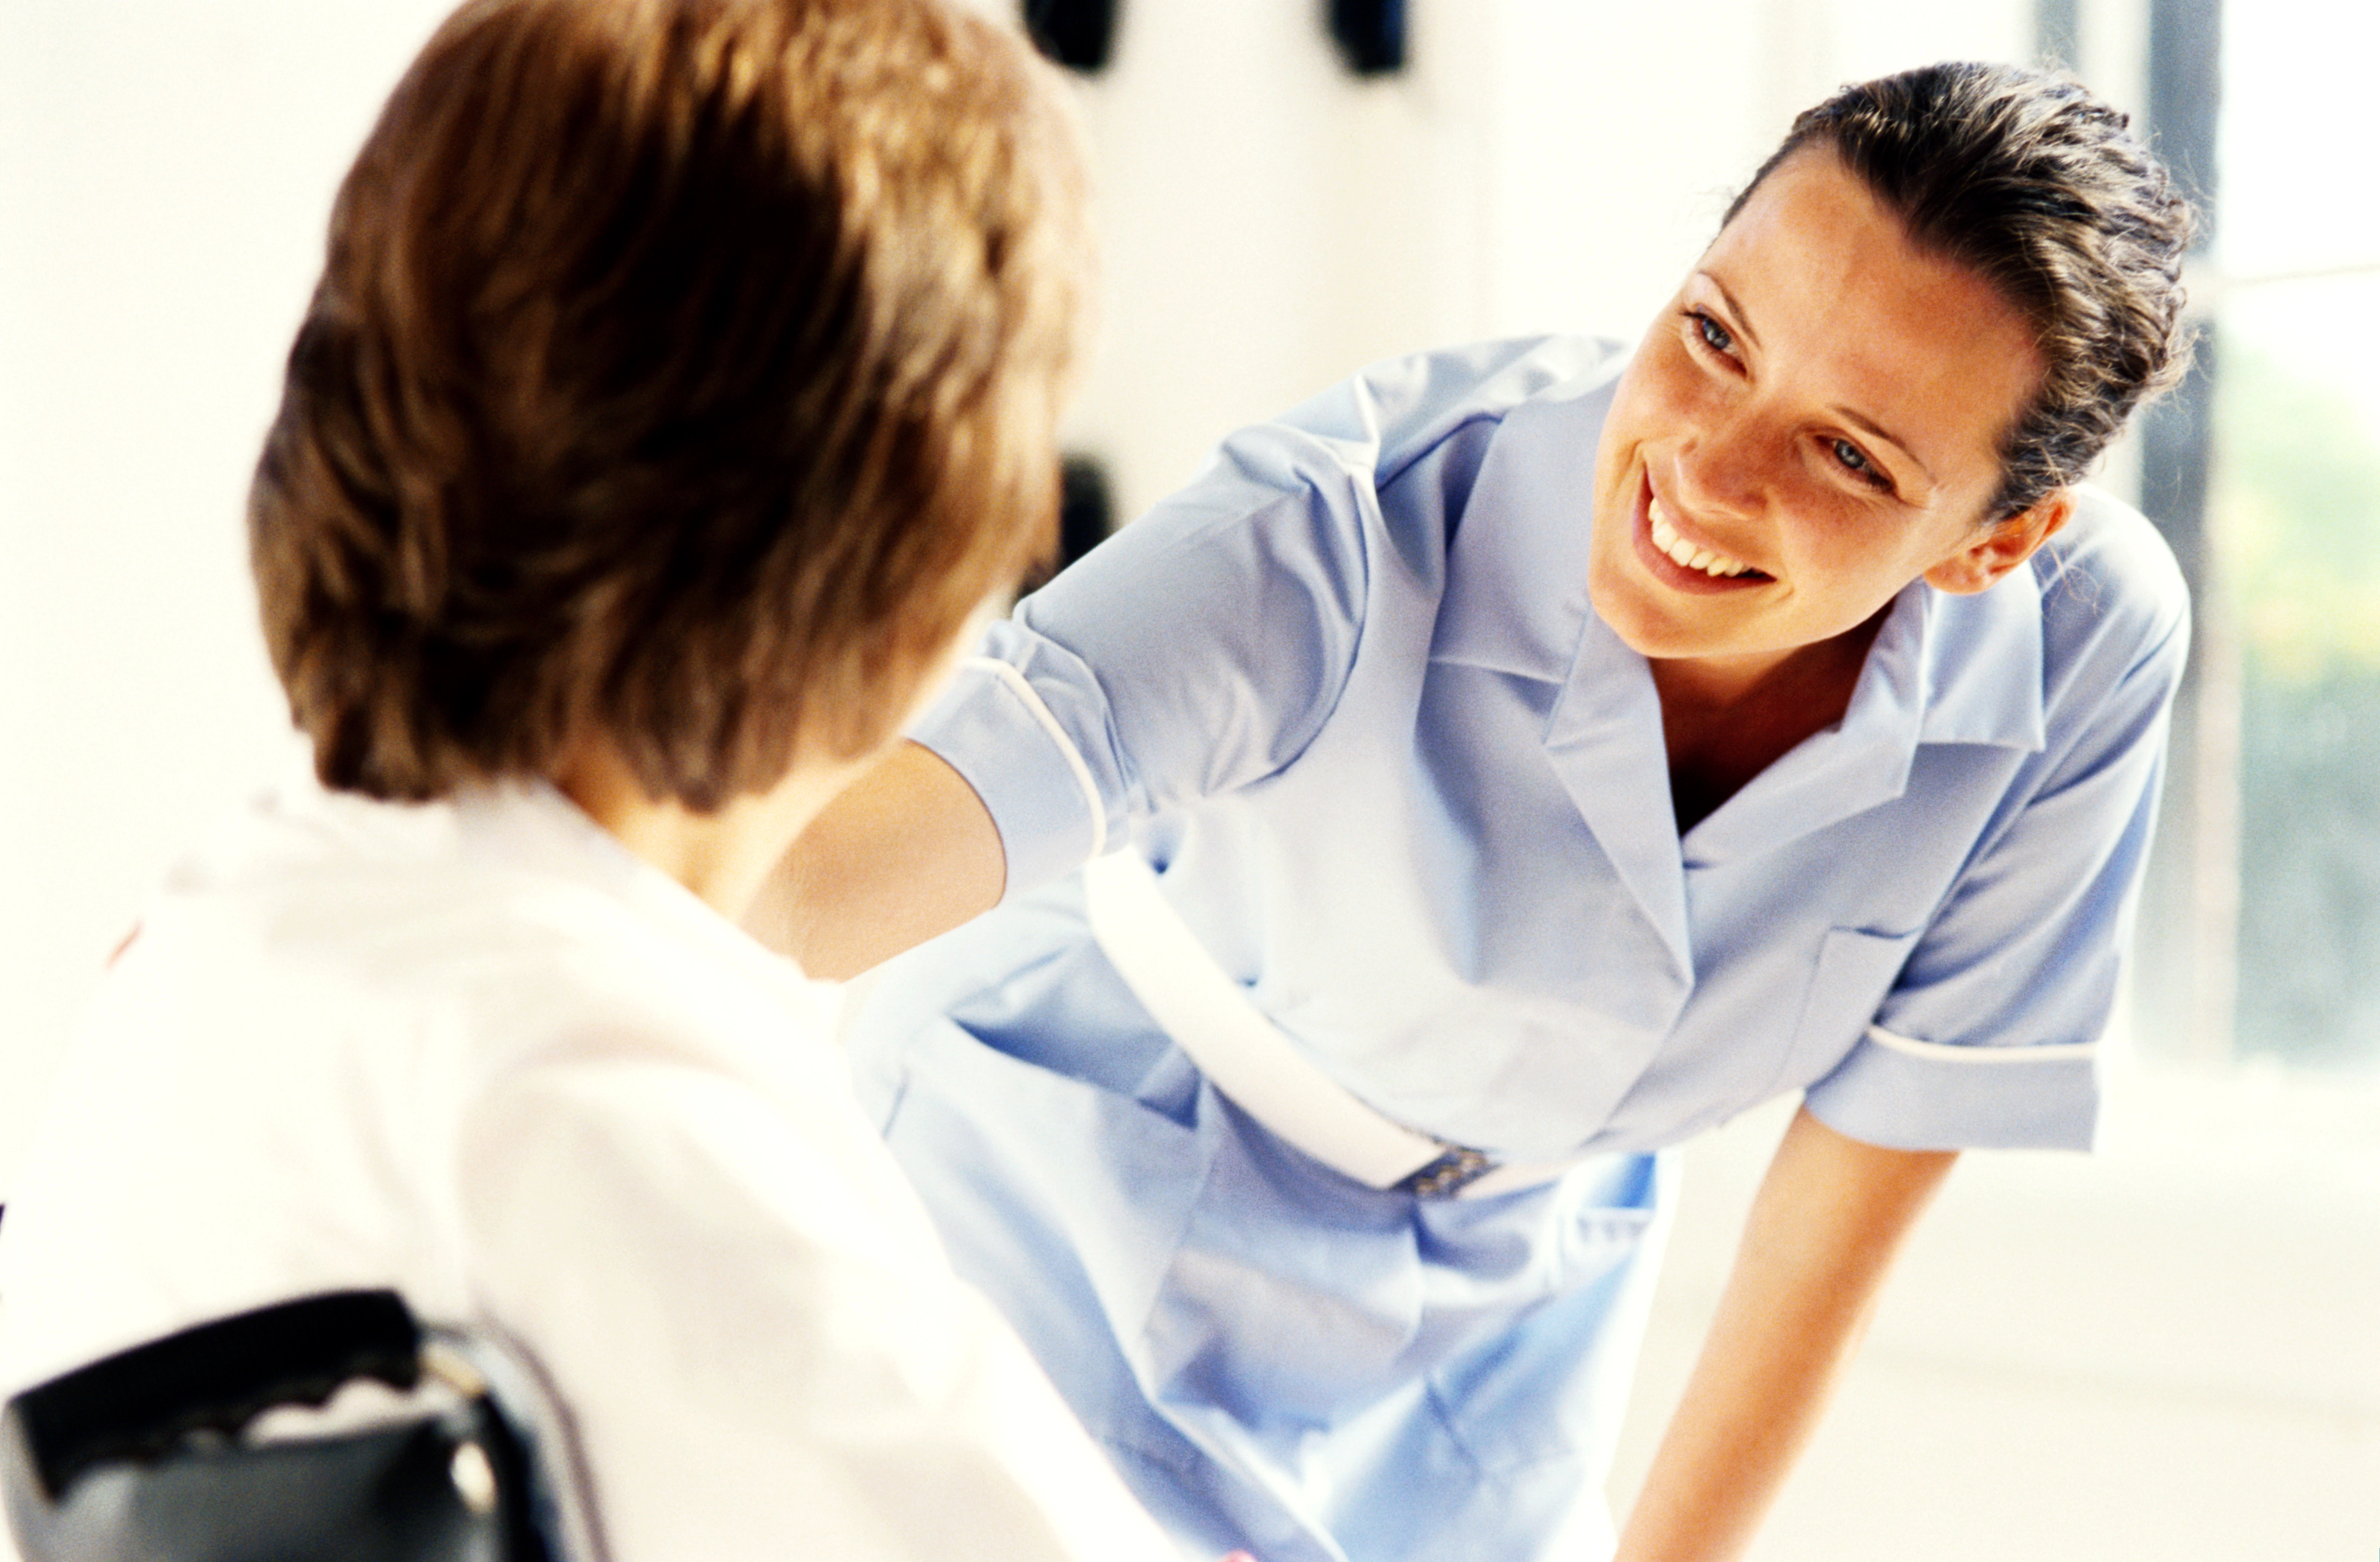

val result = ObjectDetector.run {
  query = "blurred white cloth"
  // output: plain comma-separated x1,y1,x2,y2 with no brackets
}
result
0,771,1182,1562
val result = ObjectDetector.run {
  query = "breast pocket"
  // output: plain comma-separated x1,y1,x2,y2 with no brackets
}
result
1766,925,1924,1098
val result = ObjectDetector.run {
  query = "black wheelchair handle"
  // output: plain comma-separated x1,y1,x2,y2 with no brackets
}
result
6,1289,422,1500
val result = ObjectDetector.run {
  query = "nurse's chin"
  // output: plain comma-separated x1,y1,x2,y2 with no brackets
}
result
1588,559,1748,658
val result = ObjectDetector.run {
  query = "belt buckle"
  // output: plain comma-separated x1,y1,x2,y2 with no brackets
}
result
1397,1144,1498,1199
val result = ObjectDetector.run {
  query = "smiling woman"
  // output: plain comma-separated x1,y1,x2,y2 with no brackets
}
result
759,59,2197,1562
1591,154,2050,662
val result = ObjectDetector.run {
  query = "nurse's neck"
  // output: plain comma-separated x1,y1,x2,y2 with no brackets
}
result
1651,616,1883,832
553,737,866,928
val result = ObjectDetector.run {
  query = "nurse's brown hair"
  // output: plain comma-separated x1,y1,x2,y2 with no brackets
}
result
1733,62,2194,522
250,0,1091,808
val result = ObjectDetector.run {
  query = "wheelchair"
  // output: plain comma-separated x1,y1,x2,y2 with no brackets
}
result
1,1290,598,1562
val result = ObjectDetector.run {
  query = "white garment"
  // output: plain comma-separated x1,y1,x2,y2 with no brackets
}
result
0,772,1179,1562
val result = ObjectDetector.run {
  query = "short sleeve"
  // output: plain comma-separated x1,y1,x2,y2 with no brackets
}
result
907,336,1623,901
1804,496,2191,1152
457,1056,1178,1562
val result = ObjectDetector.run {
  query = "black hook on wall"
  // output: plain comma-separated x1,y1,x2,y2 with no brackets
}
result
1328,0,1406,76
1018,455,1116,596
1022,0,1119,73
1026,1,1405,81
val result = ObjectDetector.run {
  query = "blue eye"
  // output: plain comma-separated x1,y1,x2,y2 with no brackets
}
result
1831,437,1892,492
1689,310,1734,353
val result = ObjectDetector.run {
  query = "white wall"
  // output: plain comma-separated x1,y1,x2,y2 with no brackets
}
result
0,1,460,1184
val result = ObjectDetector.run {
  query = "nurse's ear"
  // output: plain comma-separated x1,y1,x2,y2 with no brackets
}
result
1923,489,2075,595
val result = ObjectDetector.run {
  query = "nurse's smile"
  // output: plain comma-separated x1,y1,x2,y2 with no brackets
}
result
1630,471,1769,594
1649,496,1756,579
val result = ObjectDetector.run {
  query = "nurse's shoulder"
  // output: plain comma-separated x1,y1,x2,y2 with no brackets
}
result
1212,334,1627,488
2030,482,2192,685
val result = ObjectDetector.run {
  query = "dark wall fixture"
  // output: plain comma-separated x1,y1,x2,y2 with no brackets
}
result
1020,455,1117,595
1022,0,1118,72
1328,0,1406,76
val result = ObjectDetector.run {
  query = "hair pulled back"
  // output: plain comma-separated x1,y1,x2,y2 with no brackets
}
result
1734,61,2195,520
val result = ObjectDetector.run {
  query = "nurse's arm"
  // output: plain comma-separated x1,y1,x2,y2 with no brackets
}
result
745,740,1005,981
1614,1104,1956,1562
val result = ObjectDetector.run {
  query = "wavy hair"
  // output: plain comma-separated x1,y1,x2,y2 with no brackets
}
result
250,0,1092,807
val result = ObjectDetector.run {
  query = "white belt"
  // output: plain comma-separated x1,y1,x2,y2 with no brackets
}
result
1079,852,1579,1200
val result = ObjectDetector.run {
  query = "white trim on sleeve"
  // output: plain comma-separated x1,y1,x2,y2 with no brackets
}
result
969,656,1109,859
1863,1024,2096,1065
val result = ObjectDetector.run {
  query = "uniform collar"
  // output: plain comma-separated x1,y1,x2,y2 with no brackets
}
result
1680,566,2047,866
1914,556,2048,750
1538,528,2054,965
1426,376,1613,683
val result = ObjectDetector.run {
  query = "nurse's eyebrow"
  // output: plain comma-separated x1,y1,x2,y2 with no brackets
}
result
1703,273,1762,352
1837,407,1939,490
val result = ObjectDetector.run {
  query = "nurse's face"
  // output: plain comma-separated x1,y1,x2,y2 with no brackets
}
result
1588,148,2065,681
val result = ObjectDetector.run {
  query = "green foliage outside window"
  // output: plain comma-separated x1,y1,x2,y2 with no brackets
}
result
2219,337,2380,1069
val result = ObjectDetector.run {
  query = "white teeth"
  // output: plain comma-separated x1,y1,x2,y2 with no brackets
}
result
1648,497,1752,578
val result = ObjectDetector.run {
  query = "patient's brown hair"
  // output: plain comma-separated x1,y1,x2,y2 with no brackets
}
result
250,0,1091,809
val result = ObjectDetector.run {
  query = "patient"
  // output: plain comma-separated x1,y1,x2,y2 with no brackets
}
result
0,1,1181,1557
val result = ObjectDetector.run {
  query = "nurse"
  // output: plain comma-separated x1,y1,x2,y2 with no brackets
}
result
764,61,2194,1562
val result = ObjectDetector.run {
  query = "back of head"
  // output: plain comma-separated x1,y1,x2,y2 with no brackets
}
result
1735,61,2195,521
252,0,1092,810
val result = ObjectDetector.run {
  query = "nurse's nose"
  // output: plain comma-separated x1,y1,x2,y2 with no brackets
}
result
1669,410,1774,521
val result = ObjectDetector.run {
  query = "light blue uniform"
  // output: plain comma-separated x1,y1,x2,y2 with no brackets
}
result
846,336,2189,1562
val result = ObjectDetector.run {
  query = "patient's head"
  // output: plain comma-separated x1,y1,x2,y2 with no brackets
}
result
251,0,1091,810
